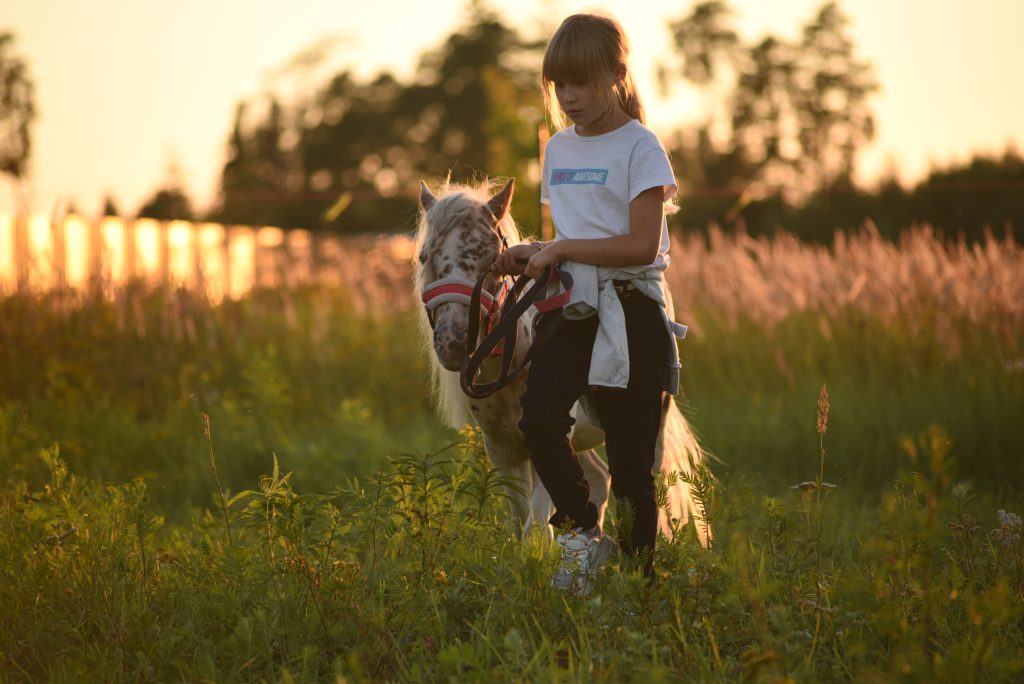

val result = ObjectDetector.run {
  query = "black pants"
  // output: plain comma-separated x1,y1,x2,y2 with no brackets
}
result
519,286,669,577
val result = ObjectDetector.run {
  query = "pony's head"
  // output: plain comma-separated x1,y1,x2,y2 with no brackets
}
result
414,178,522,426
414,178,520,370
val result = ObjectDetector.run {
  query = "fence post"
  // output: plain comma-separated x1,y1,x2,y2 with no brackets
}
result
158,221,170,286
192,222,203,294
222,226,233,300
88,218,104,293
14,215,29,292
124,219,136,281
51,216,66,290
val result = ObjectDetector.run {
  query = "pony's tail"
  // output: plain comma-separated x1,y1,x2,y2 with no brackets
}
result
658,397,714,549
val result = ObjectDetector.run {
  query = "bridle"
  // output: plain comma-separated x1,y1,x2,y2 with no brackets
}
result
420,221,513,351
459,262,572,399
421,276,511,343
419,222,573,399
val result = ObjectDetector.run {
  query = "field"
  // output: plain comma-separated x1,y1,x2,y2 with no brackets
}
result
1,226,1022,682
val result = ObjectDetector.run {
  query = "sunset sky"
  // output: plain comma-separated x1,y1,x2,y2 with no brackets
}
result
3,0,1022,216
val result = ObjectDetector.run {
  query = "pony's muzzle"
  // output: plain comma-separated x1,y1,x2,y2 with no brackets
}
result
432,307,468,371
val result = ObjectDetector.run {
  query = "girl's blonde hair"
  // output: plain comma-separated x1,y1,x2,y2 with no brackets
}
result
541,13,645,130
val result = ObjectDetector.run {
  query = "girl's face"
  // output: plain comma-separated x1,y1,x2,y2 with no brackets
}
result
553,79,618,136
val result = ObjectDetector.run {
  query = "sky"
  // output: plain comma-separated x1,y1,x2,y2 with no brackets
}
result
3,0,1023,216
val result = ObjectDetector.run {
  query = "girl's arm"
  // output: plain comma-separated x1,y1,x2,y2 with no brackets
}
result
523,186,666,279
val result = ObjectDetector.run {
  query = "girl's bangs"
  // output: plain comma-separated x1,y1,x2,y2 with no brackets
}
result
542,29,610,86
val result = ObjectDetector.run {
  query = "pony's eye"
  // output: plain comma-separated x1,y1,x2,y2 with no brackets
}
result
418,251,427,264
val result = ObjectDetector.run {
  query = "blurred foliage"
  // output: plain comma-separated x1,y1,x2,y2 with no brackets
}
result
0,31,36,182
209,3,544,236
674,147,1024,243
136,157,196,220
120,0,1023,241
101,193,120,217
660,1,1022,241
0,284,451,515
663,1,877,197
136,186,195,221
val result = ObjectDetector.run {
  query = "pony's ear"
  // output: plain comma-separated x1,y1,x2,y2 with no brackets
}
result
419,181,436,211
486,178,515,221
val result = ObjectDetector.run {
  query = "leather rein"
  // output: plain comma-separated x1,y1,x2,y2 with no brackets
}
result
420,251,573,400
459,263,573,399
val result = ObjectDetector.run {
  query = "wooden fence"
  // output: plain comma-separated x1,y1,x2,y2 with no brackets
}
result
0,214,417,310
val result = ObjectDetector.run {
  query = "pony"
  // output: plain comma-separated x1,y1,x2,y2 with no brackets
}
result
414,177,711,547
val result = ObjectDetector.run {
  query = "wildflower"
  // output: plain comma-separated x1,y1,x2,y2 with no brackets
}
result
993,509,1022,549
816,384,830,434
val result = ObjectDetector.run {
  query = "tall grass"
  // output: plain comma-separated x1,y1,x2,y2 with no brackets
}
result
662,224,1024,493
1,423,1020,681
0,281,449,518
1,224,1022,680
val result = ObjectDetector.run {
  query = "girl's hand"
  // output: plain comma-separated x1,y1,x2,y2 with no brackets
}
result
524,242,562,281
493,242,543,276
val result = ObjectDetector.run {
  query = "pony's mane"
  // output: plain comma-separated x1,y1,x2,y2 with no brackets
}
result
413,179,523,428
413,179,523,257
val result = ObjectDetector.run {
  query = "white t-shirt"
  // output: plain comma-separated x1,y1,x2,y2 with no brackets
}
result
541,119,677,268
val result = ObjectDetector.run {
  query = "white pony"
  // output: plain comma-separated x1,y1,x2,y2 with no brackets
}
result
414,177,711,547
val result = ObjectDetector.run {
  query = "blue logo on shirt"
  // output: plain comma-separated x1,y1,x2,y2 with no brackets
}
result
551,168,609,186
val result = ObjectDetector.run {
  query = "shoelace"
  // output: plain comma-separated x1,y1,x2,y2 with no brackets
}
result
557,537,594,573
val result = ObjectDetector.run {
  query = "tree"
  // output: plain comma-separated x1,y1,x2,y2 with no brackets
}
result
214,99,298,227
663,0,739,87
101,194,120,217
137,157,194,220
910,147,1024,241
665,1,877,204
137,188,194,221
213,1,545,234
792,3,877,189
0,32,36,194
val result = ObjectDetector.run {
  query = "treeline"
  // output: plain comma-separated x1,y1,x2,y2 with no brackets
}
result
130,2,1020,242
676,148,1024,243
141,5,544,235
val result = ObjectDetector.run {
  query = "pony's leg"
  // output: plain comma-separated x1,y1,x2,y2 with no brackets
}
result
526,467,555,540
472,393,535,534
497,455,535,529
475,418,609,537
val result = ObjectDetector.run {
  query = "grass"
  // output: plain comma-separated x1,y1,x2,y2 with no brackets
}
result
0,283,450,520
2,424,1021,681
1,225,1022,681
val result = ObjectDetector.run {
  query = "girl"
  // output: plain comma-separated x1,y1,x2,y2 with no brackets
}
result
494,13,682,594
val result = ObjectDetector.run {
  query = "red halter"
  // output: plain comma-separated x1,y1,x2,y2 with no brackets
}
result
421,276,511,356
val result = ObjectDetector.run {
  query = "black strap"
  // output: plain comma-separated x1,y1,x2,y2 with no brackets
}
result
460,265,573,399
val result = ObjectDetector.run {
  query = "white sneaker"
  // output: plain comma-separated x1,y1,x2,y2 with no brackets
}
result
551,527,615,596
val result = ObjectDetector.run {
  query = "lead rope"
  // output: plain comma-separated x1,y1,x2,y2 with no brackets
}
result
460,262,573,399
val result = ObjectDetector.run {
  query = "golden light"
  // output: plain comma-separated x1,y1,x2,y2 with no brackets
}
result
64,214,89,289
256,226,284,248
196,222,227,301
256,227,284,287
0,215,12,293
101,217,127,284
167,220,195,288
389,235,415,261
287,229,312,284
228,227,256,299
134,219,161,281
